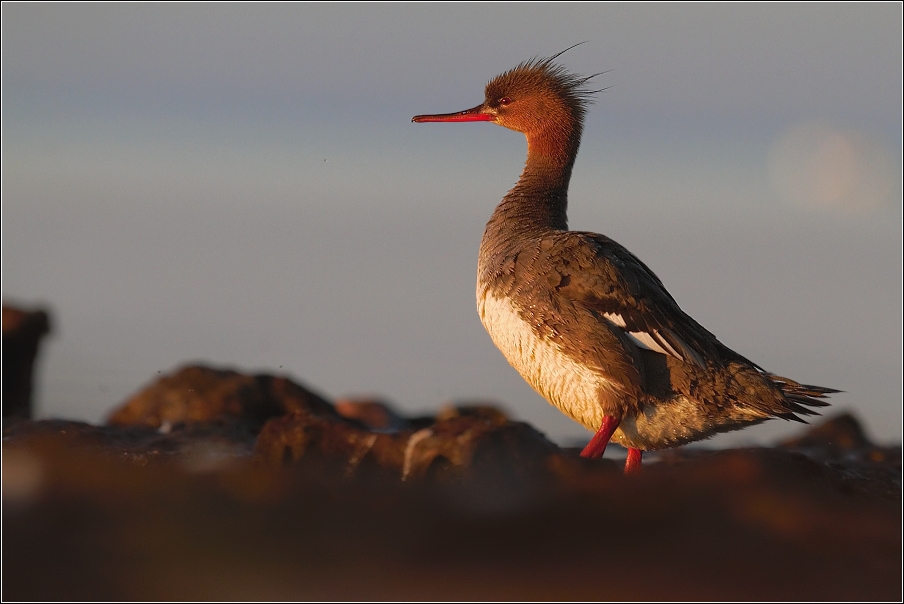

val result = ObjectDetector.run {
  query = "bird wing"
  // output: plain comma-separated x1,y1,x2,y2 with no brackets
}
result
533,230,740,369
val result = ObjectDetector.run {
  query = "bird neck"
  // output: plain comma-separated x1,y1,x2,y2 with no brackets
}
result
486,124,581,238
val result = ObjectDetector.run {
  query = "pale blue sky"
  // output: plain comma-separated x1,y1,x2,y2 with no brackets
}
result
3,3,901,446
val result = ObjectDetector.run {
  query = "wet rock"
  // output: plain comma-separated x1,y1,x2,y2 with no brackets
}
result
107,365,338,432
1,305,51,420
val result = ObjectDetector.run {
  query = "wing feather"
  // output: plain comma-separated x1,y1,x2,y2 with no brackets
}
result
549,231,740,369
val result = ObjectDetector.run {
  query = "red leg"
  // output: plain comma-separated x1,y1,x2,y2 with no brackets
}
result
580,416,620,459
624,448,643,474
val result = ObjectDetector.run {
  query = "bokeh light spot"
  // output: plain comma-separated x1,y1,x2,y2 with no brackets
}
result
767,121,894,213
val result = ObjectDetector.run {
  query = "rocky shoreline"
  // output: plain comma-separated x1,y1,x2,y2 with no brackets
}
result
3,361,901,600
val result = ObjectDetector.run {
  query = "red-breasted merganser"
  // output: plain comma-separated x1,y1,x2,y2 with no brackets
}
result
412,53,835,473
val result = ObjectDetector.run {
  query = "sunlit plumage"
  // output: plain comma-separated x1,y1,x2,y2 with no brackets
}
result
413,52,835,473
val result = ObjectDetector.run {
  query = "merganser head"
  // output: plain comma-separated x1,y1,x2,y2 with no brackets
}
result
412,54,600,141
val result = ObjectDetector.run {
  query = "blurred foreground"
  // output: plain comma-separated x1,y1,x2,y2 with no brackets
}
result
3,360,900,600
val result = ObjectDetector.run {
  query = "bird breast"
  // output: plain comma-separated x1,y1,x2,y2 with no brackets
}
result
476,285,613,432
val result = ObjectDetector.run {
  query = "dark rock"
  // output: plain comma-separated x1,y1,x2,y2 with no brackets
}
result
397,415,557,482
3,415,900,601
334,397,410,432
3,343,900,601
780,413,873,451
333,398,507,432
107,365,338,432
780,412,874,452
435,401,510,424
253,409,406,478
777,412,902,499
1,305,51,420
3,418,256,468
649,413,902,501
254,408,560,484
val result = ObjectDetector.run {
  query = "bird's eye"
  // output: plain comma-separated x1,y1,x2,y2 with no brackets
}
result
498,97,512,106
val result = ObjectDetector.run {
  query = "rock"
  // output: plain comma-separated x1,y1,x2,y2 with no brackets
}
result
107,365,339,432
3,414,900,601
1,305,51,420
253,409,404,478
396,415,557,482
435,401,509,424
4,305,899,599
3,418,256,468
334,397,410,432
778,412,901,499
254,408,560,484
780,412,873,452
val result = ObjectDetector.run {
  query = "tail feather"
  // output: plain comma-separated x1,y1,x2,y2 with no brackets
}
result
776,412,809,423
765,372,839,422
785,394,831,408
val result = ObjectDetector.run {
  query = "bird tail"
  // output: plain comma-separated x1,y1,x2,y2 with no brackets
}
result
765,372,838,422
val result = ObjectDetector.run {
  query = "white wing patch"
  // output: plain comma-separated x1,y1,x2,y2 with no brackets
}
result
603,313,706,369
602,312,627,328
628,330,679,357
631,329,705,368
662,330,706,368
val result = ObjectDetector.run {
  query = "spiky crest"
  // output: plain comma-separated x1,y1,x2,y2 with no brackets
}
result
485,52,602,129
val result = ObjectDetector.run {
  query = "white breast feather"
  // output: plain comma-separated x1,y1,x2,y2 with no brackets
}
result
477,289,613,430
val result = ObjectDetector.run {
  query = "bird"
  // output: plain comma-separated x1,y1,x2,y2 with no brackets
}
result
412,50,836,473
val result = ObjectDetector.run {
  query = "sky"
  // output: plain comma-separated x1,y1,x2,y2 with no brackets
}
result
2,3,902,449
